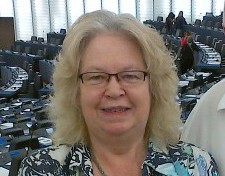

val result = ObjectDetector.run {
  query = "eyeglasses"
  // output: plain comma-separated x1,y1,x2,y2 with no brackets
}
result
79,71,148,86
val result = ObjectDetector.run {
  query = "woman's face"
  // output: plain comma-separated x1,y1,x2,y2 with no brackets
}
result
79,33,151,139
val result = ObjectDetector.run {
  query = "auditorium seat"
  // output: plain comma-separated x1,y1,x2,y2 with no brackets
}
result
60,28,66,34
9,135,40,151
0,127,24,137
214,22,221,31
8,149,27,176
206,20,213,29
211,38,218,48
220,45,225,69
36,49,44,56
194,19,201,27
201,19,207,27
205,36,212,46
24,46,31,54
37,37,44,43
33,73,43,98
220,44,225,58
55,38,61,45
214,40,222,53
195,34,201,42
15,45,21,53
157,16,163,22
31,36,37,42
50,37,56,44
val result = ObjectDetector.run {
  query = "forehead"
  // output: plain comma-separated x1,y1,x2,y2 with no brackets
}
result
80,33,146,72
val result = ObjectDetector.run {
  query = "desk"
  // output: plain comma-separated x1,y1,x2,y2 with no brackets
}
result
195,43,221,71
0,67,28,98
0,148,27,173
197,62,221,70
0,132,52,175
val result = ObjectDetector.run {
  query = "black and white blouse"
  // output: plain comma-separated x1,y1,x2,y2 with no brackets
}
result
18,141,219,176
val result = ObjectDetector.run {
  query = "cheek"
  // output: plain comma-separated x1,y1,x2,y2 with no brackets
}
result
136,86,151,114
142,89,151,112
79,88,103,111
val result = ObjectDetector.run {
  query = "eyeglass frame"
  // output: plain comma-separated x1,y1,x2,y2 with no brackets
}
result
79,70,149,86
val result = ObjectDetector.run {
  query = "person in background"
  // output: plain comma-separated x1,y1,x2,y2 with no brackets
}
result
181,79,225,175
165,12,175,35
174,11,187,37
18,10,218,175
180,36,201,74
180,30,192,47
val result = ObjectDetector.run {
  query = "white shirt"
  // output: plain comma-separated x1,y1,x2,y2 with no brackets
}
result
181,79,225,175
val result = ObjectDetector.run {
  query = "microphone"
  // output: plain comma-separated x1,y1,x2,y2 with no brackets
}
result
30,122,39,131
25,121,39,157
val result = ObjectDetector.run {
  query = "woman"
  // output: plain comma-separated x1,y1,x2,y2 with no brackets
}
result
180,30,192,47
18,10,218,175
165,12,175,35
180,36,201,74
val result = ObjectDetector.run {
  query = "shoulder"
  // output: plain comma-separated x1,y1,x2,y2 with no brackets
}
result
196,79,225,107
18,143,92,176
170,141,218,173
169,141,213,160
146,141,219,175
18,145,72,175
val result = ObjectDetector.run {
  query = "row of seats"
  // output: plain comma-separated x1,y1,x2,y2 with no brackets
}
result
30,36,45,43
194,19,222,30
13,40,61,60
0,32,59,175
0,96,52,176
30,28,66,44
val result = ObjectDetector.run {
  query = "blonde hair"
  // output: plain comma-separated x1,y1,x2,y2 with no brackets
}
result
49,10,181,150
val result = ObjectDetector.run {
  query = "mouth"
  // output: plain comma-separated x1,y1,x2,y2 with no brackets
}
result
102,107,130,112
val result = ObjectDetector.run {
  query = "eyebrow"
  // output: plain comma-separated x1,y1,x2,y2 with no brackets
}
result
81,66,145,73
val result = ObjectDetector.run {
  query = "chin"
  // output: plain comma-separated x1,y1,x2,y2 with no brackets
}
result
103,124,134,136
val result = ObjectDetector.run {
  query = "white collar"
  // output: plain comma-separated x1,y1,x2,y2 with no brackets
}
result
217,93,225,110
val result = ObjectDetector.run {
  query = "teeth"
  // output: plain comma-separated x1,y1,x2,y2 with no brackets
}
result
104,108,126,112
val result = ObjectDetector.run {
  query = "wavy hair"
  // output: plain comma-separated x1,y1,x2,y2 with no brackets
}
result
49,10,181,150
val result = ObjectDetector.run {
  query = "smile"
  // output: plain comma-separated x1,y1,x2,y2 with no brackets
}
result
102,108,129,112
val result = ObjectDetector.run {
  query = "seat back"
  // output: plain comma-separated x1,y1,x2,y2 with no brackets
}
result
205,36,212,46
1,128,24,137
157,16,163,22
24,46,30,54
9,135,40,151
194,19,201,26
60,28,66,34
214,40,222,53
37,37,44,43
31,36,37,42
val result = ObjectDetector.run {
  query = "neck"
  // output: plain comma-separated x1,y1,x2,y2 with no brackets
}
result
89,129,147,154
90,135,147,176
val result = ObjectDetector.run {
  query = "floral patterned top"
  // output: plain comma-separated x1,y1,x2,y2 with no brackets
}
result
18,141,219,176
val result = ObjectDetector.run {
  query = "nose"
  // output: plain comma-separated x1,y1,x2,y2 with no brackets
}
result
104,76,125,98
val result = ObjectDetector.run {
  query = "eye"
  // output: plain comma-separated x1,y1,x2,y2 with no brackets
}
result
84,73,108,85
89,74,106,81
121,72,141,81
